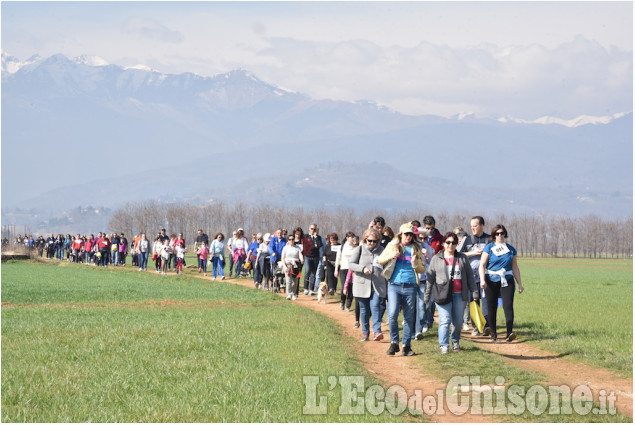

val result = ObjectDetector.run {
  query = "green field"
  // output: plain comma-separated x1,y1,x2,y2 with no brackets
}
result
1,257,632,422
514,257,632,375
1,261,404,422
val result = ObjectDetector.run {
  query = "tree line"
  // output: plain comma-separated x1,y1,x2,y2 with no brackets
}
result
108,200,633,258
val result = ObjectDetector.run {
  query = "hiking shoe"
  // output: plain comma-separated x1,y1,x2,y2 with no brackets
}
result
440,346,449,354
483,327,491,337
402,346,415,356
506,332,516,343
452,342,461,352
340,302,345,310
386,342,400,356
360,334,369,342
373,332,384,341
471,329,481,336
462,323,470,331
415,332,424,341
354,321,360,328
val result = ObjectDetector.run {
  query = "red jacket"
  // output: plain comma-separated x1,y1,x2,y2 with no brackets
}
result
428,229,443,254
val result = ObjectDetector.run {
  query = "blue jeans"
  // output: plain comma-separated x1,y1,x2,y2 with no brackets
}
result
139,252,149,270
254,260,263,284
304,256,319,291
357,288,385,336
112,251,119,266
212,257,224,278
437,292,466,348
387,282,417,347
415,282,428,335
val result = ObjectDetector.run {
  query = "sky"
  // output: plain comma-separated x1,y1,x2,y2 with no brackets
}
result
1,1,633,119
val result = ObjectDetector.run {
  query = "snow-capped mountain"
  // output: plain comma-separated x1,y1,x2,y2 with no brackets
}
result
498,112,629,128
1,53,632,221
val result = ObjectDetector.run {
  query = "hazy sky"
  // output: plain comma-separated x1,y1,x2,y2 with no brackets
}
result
2,1,632,119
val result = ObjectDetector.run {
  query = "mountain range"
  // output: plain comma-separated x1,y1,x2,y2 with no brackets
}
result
1,52,632,233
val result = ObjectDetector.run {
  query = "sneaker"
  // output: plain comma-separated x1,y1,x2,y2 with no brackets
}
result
360,334,369,342
415,332,424,341
328,289,335,296
386,342,400,356
402,346,415,356
373,332,384,341
304,290,309,295
440,346,449,354
471,329,481,336
286,294,292,300
483,327,491,337
220,276,226,280
354,321,360,328
489,335,497,343
139,267,143,271
506,332,516,343
198,268,201,273
421,324,429,334
291,295,297,301
462,323,470,331
340,302,345,310
345,307,351,312
309,291,316,296
452,342,461,352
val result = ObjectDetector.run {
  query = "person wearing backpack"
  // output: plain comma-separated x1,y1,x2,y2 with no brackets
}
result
424,232,478,354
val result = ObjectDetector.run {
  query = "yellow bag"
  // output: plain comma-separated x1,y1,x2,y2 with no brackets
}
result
469,300,486,333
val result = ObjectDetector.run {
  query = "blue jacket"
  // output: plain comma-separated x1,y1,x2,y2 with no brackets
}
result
269,236,287,262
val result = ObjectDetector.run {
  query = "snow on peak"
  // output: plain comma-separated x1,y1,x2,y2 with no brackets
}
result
499,112,628,127
72,55,109,67
124,64,156,72
1,52,43,74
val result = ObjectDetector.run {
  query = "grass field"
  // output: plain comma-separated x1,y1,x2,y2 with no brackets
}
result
1,256,632,422
514,257,632,376
1,261,405,422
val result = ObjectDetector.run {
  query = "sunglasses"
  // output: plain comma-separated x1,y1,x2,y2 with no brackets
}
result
444,240,458,245
495,232,506,236
367,239,378,243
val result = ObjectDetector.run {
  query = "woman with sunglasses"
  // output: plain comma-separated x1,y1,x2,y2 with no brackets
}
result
348,228,387,342
378,223,426,356
479,224,525,343
424,232,478,354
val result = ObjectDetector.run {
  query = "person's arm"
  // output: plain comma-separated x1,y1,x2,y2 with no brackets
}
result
479,252,489,289
462,255,478,297
512,255,524,293
423,258,436,305
348,246,367,274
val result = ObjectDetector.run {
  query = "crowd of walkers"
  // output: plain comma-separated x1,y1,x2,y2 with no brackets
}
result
23,214,524,356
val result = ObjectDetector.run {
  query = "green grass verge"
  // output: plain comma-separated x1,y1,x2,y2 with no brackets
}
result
1,261,407,422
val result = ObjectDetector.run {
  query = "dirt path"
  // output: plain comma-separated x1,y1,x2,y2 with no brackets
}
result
207,275,496,423
462,333,633,417
211,274,633,420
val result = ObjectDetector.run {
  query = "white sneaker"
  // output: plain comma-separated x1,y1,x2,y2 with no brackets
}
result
286,294,292,300
303,290,309,295
421,324,429,333
292,295,298,300
462,323,470,332
415,332,424,340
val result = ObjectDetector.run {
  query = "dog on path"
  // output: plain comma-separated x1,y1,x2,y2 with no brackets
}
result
316,281,328,304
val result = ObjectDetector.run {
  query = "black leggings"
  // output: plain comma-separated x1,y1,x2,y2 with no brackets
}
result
484,276,515,338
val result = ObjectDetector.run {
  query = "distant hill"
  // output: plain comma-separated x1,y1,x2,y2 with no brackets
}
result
2,53,632,233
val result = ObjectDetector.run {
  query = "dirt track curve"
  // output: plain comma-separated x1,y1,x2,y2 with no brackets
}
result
204,274,632,421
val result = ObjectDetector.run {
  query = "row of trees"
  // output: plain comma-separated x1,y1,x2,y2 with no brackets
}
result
108,200,633,258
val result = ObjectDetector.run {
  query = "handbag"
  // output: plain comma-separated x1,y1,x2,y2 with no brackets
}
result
381,258,396,280
431,256,457,305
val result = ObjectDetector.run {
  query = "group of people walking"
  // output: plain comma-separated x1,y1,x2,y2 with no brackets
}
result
32,214,524,356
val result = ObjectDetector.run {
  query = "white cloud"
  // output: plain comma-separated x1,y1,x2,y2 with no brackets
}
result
121,17,183,43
